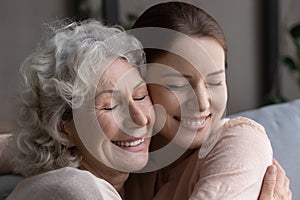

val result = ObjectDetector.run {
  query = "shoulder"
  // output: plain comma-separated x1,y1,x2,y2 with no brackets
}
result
198,117,272,169
203,116,273,165
0,133,14,173
7,167,121,200
223,116,265,134
217,116,271,149
213,116,272,155
199,117,268,158
189,117,273,199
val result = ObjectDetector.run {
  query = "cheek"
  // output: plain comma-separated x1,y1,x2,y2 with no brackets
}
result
149,85,180,114
96,112,118,139
148,84,163,103
142,96,154,110
210,85,227,115
141,98,155,119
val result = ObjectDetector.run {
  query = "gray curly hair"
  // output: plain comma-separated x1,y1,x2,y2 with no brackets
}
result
13,19,145,177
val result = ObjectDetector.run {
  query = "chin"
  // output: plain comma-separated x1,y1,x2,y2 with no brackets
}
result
173,135,206,150
113,153,149,172
169,124,209,149
188,139,205,149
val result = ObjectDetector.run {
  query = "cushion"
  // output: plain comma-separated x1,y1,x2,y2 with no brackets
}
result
229,98,300,199
0,174,23,200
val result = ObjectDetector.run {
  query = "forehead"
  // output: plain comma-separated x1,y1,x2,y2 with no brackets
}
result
98,58,142,89
154,36,225,76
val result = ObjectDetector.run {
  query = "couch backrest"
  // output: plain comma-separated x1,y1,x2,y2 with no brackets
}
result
0,120,13,135
229,98,300,199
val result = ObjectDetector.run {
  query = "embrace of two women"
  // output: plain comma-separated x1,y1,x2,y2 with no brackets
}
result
1,2,291,200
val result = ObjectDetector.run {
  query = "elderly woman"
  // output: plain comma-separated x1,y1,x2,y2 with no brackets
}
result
6,19,154,199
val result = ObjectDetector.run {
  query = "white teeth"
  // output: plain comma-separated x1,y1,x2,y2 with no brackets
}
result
113,138,145,147
181,119,205,126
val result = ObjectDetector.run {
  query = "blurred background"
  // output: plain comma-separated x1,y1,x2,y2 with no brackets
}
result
0,0,299,122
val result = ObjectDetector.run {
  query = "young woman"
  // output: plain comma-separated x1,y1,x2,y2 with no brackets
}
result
6,19,154,199
124,2,292,199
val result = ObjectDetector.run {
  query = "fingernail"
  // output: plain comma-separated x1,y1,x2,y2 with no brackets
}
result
268,165,277,174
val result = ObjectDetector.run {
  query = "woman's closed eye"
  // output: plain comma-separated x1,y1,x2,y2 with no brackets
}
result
165,83,189,89
163,80,190,90
101,94,147,110
133,84,149,101
207,80,223,87
95,99,119,111
206,70,225,87
103,104,118,111
134,95,147,101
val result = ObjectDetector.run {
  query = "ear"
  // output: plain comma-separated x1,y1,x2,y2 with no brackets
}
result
60,120,76,148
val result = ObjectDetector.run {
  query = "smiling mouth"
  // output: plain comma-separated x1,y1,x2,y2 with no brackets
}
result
174,114,211,128
112,138,145,147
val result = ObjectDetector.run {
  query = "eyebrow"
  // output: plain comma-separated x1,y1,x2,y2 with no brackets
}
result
161,69,225,79
95,90,120,100
134,80,146,89
161,73,192,79
207,69,225,77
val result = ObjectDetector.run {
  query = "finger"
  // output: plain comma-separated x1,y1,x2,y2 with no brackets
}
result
272,159,286,192
259,165,277,200
273,159,285,176
273,159,292,200
284,177,290,188
288,190,292,200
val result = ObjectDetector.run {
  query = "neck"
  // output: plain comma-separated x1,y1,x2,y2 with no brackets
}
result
80,158,129,193
150,133,195,169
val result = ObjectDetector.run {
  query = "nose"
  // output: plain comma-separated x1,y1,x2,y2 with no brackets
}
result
128,100,150,127
187,82,211,112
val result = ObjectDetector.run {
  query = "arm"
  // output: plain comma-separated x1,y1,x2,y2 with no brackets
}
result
190,117,273,200
259,159,292,200
7,167,122,200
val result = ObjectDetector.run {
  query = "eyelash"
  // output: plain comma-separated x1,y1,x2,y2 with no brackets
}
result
207,81,223,86
134,95,147,101
103,104,118,111
166,84,188,89
166,80,223,90
102,94,147,111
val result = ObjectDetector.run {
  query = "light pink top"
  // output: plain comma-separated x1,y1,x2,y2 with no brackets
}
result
125,117,273,200
7,167,122,200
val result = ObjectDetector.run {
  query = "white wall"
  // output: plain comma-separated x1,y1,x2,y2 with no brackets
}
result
0,0,73,121
120,0,262,114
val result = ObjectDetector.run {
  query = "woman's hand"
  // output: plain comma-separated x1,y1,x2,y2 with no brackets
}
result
259,159,292,200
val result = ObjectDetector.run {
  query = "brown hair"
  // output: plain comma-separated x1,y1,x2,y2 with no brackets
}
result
133,1,227,66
